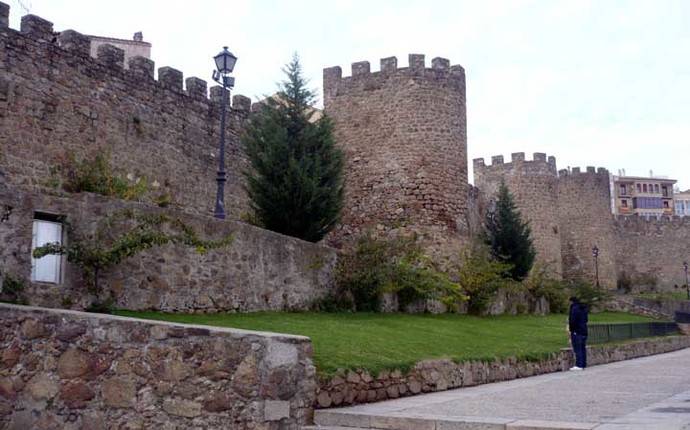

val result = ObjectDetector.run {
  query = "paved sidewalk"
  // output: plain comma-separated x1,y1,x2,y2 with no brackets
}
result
314,348,690,429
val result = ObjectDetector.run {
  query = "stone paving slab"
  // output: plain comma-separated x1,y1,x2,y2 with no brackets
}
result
313,348,690,429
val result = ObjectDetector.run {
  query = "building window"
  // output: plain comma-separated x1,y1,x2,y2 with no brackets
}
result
662,186,669,197
643,184,648,192
619,184,625,195
621,199,628,208
663,201,669,209
31,215,64,284
654,184,660,193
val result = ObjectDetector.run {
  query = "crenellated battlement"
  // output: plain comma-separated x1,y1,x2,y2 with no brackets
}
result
558,166,609,177
0,4,252,112
473,152,558,176
323,54,465,105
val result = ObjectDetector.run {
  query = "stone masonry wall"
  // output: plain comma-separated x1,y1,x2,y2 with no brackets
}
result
0,5,251,220
613,216,690,290
0,185,337,312
473,152,562,276
0,303,316,429
557,167,618,287
323,55,468,258
314,335,690,409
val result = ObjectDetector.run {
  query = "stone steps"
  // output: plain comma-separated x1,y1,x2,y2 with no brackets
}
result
311,409,599,430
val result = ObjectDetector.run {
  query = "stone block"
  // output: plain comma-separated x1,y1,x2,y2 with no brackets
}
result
158,67,183,91
20,15,54,41
57,30,90,56
162,398,202,418
102,376,136,408
0,2,9,28
265,341,298,368
232,94,251,112
128,56,155,78
432,57,450,70
210,85,229,105
185,77,207,100
352,61,370,77
491,155,504,165
97,44,125,69
409,54,425,70
264,400,290,421
381,56,398,73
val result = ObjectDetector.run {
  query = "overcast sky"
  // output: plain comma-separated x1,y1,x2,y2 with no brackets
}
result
7,0,690,189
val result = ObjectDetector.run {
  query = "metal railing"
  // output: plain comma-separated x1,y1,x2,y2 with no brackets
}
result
588,322,679,345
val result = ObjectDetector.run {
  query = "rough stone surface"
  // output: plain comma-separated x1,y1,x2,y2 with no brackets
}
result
315,335,690,408
323,55,471,259
0,303,316,429
0,14,251,220
0,187,337,312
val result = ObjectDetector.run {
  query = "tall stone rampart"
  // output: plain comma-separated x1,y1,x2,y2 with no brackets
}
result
473,152,562,275
0,5,251,219
557,167,617,287
613,215,690,289
323,54,468,257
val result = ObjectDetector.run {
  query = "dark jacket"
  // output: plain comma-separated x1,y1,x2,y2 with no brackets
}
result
569,301,589,336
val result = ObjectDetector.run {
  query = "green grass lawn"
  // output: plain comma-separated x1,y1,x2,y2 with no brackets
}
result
114,311,655,376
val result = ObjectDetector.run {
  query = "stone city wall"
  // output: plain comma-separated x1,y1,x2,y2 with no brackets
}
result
473,152,562,276
0,5,250,220
557,167,618,288
613,215,690,290
323,54,469,258
314,335,690,409
0,186,337,312
0,303,316,429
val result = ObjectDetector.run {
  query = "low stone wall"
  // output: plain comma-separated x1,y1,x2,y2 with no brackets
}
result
315,335,690,408
605,295,690,319
0,304,316,429
0,188,337,313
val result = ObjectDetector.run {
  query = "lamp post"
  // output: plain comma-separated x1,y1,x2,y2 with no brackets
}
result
211,46,238,219
592,245,600,288
684,261,689,300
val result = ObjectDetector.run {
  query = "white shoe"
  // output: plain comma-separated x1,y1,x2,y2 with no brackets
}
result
569,366,583,371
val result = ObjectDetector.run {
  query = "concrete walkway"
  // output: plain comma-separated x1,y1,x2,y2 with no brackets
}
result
311,348,690,429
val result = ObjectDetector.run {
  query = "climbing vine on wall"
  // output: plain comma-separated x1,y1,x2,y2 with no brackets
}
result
33,210,234,303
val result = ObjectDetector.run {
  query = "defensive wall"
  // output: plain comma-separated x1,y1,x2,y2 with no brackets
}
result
0,303,316,429
475,153,690,289
0,6,251,220
474,152,562,276
0,184,337,312
323,54,470,258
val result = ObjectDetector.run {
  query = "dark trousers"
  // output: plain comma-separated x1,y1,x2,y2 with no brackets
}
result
571,333,587,368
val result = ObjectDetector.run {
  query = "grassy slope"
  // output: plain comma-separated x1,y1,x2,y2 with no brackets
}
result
114,311,653,376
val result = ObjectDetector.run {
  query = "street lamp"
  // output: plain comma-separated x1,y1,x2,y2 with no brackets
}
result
211,46,238,219
684,261,689,300
592,245,600,288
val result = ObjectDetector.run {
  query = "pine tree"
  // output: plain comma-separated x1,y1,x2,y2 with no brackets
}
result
242,54,344,242
485,182,536,280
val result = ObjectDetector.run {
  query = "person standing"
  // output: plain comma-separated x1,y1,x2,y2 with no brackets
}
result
568,296,589,370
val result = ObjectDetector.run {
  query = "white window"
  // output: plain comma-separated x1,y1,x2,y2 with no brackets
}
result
31,219,63,283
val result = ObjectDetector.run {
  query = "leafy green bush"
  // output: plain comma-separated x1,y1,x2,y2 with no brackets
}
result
0,273,27,304
60,152,147,201
524,264,569,313
335,235,465,312
453,251,513,314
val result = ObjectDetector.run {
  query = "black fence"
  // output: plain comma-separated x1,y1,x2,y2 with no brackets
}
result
588,322,679,345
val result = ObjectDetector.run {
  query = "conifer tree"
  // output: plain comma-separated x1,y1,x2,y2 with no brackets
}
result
485,182,536,280
242,55,344,242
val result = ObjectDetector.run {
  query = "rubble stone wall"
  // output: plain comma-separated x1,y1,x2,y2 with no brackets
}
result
323,55,468,258
0,6,251,220
0,186,337,312
0,303,316,429
473,152,562,276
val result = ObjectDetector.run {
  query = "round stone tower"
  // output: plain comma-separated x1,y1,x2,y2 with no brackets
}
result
323,54,468,255
473,152,562,276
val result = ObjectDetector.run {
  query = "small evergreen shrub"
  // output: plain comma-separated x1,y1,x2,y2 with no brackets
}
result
524,264,569,313
0,273,27,304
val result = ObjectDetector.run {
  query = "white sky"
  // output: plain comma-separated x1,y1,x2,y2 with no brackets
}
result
7,0,690,189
